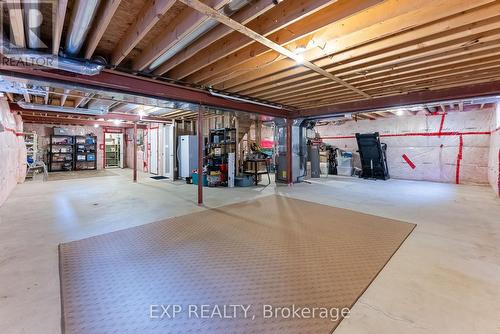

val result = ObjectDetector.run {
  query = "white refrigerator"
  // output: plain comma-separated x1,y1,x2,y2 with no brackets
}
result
178,135,198,179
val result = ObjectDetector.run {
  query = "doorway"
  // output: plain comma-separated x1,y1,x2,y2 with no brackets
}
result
149,127,159,175
105,133,124,168
163,123,174,179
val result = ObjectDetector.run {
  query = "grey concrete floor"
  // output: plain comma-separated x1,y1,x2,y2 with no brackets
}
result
1,169,499,333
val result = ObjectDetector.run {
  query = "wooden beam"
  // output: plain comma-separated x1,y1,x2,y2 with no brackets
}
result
6,0,25,47
152,0,276,74
202,0,386,87
295,80,500,118
53,0,68,54
256,47,500,102
179,0,370,98
110,0,177,65
5,92,14,102
133,0,230,71
161,0,342,79
222,0,496,94
84,0,122,59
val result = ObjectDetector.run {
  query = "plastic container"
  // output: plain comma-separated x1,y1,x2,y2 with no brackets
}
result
337,166,354,176
192,173,208,186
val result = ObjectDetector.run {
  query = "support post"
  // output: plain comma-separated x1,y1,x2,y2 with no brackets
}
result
197,105,204,205
286,118,293,185
133,122,138,182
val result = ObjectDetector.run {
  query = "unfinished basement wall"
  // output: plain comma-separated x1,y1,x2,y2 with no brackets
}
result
488,103,500,197
0,98,26,206
316,108,493,185
23,123,105,169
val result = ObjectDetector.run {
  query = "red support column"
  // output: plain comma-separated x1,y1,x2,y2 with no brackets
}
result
133,122,138,182
286,118,293,185
197,105,204,205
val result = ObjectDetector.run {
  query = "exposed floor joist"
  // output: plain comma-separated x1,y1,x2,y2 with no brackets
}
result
180,0,371,98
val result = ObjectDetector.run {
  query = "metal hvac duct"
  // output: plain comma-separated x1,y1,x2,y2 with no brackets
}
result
17,101,108,115
148,0,252,71
0,36,104,75
65,0,101,56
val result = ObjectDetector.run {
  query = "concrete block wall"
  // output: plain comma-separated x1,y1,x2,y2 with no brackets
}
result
315,108,493,185
488,104,500,197
0,99,26,206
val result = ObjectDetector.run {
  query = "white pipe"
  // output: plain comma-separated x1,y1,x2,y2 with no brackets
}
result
209,90,284,110
65,0,101,56
148,0,252,71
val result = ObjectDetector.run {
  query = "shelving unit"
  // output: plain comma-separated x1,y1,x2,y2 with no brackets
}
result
74,135,97,170
24,132,38,164
205,128,236,187
49,135,74,172
105,144,120,167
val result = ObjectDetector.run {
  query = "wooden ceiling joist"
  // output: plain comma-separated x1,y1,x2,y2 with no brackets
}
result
151,0,277,75
7,0,26,48
161,0,345,79
221,0,498,96
84,0,123,59
133,0,231,71
110,0,177,65
53,0,68,54
179,0,371,98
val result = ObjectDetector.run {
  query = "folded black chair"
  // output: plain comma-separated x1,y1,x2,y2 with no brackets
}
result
355,132,390,180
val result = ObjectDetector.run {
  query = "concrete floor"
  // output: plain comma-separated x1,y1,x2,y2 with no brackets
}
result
1,169,499,334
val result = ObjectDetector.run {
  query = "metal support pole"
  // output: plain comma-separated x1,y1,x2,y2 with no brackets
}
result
133,122,138,182
286,118,293,185
197,105,204,205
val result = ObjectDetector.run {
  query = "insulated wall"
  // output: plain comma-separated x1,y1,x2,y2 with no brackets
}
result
316,109,493,185
488,104,500,196
0,98,26,206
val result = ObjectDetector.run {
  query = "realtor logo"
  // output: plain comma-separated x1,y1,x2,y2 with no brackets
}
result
1,0,54,51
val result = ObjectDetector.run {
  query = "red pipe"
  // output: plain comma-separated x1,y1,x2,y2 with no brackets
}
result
197,106,204,205
133,122,137,182
286,118,293,185
455,135,464,185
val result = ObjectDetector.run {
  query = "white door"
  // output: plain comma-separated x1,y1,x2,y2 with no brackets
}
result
163,124,174,178
149,128,159,174
118,134,124,168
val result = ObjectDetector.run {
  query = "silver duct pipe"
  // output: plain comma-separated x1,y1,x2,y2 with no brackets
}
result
17,101,108,115
148,0,252,71
0,35,104,75
65,0,101,56
87,98,118,110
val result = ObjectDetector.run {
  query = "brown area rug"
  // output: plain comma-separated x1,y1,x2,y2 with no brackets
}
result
49,170,118,181
59,195,415,334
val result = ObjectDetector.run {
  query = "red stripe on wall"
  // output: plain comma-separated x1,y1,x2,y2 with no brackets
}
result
438,113,446,136
320,130,491,140
402,154,416,169
497,149,500,198
455,135,464,185
2,126,24,136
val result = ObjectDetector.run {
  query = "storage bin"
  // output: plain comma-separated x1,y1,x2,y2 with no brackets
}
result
192,173,208,186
